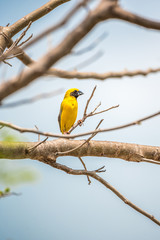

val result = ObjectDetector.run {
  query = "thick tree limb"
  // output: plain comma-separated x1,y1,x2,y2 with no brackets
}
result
1,139,160,225
1,139,160,164
112,6,160,30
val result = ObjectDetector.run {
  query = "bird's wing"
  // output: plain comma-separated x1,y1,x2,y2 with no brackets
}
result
58,104,62,131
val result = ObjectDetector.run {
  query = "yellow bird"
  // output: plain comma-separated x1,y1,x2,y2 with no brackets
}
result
58,88,84,134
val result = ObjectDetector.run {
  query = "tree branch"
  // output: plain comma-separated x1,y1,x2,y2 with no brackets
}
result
2,0,160,101
23,0,91,50
0,22,33,65
47,66,160,80
0,0,70,55
0,0,118,101
112,5,160,30
39,158,160,226
0,109,158,139
0,88,63,108
1,139,160,165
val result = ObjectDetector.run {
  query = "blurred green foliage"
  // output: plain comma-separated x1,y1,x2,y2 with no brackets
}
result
0,187,10,197
0,160,38,185
0,128,26,142
0,129,39,187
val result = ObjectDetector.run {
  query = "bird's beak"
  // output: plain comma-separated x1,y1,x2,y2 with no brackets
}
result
77,91,84,96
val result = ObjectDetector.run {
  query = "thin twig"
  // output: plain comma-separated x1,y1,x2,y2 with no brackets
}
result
23,0,91,50
35,125,40,142
0,22,32,64
2,60,12,67
68,50,103,70
69,86,119,134
84,85,97,116
141,157,160,165
71,32,108,55
0,89,63,108
79,157,91,184
28,137,48,152
56,119,103,156
69,85,98,133
90,104,119,117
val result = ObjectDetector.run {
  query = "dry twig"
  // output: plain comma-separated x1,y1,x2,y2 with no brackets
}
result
23,0,91,50
2,1,160,101
78,156,91,184
0,22,33,65
71,32,107,55
28,137,48,152
68,86,119,134
68,50,103,70
0,0,70,55
56,119,104,156
0,110,159,139
0,88,63,108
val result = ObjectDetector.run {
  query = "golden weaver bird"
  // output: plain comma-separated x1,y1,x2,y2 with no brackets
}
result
58,88,84,134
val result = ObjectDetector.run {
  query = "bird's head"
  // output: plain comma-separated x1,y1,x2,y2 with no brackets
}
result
65,88,84,99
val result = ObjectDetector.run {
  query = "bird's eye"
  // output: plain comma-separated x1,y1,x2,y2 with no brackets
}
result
74,90,77,93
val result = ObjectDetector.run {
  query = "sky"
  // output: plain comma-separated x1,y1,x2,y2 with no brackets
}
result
1,0,160,239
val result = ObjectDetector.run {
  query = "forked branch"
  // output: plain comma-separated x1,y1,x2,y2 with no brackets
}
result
69,85,119,133
0,22,33,66
42,158,160,226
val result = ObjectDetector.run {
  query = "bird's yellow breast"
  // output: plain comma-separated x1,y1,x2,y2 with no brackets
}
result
59,96,78,133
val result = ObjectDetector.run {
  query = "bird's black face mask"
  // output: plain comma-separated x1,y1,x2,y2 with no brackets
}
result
70,90,84,98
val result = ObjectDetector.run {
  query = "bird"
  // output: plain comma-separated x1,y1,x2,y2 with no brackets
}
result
58,88,84,134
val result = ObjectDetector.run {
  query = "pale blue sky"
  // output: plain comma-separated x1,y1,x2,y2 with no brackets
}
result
1,0,160,239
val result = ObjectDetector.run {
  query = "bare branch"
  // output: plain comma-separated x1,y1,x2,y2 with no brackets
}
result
91,104,119,117
47,67,160,80
35,125,40,142
41,159,160,226
2,60,12,67
0,88,63,108
84,85,97,116
112,5,160,30
0,22,32,64
1,138,160,164
69,86,119,134
71,32,108,55
79,157,91,185
56,119,103,156
0,0,118,101
2,0,160,101
69,50,103,70
0,0,70,55
0,110,159,139
28,137,48,152
23,0,91,50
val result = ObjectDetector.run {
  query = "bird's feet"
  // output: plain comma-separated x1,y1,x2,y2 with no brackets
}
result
63,131,70,135
77,119,83,126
